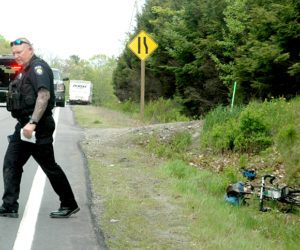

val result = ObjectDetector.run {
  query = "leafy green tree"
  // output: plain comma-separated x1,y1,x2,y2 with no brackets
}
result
155,0,229,115
113,48,140,102
113,0,299,116
213,0,300,102
0,35,12,54
113,0,180,104
88,55,117,105
113,0,229,116
48,54,117,105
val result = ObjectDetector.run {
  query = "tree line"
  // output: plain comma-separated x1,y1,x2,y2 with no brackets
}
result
113,0,300,116
50,55,117,105
0,36,10,54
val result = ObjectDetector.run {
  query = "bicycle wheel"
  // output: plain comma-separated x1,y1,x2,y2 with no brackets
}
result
281,188,300,206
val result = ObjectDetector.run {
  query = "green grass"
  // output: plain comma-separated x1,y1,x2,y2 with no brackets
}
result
161,160,300,249
72,105,143,128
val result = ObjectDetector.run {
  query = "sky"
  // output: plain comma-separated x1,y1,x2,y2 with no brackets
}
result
1,0,145,60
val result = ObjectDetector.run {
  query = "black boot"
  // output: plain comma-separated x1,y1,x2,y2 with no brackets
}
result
50,206,80,218
0,206,18,218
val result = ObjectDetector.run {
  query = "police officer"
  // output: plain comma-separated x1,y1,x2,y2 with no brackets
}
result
0,38,79,218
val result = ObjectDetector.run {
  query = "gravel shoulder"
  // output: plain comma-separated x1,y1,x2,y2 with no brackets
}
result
77,106,204,248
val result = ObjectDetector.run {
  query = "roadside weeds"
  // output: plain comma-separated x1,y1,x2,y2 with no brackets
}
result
73,105,300,249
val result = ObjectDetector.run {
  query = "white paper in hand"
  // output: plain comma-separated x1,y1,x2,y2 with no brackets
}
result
20,129,36,143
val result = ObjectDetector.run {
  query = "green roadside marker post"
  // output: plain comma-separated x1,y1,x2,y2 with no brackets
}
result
230,81,237,112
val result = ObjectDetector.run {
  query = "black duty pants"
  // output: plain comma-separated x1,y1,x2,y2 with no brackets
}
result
2,138,77,211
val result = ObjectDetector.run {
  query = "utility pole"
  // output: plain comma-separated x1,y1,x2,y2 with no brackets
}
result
135,0,144,120
135,0,139,15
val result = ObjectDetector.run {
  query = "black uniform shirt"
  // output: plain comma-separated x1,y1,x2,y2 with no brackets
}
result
13,55,56,144
23,54,55,111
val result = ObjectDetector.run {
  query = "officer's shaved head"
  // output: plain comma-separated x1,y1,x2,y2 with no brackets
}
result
16,38,32,48
11,37,34,66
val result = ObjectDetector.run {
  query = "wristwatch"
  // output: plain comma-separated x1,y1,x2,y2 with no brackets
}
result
29,119,38,125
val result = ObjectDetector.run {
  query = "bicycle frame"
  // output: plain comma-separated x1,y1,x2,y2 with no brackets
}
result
259,174,279,211
226,174,300,211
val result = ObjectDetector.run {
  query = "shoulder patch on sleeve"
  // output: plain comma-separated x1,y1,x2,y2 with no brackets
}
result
34,65,44,76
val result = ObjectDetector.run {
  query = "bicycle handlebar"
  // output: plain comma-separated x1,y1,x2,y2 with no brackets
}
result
263,174,276,184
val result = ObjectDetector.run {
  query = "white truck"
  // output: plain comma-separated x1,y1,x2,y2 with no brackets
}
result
69,80,93,105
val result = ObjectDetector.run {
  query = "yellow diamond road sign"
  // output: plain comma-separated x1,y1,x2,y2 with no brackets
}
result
128,30,158,60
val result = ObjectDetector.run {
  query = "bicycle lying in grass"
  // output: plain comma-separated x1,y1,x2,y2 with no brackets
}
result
254,175,300,211
225,175,300,212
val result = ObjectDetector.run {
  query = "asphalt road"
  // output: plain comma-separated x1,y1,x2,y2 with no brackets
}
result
0,105,106,250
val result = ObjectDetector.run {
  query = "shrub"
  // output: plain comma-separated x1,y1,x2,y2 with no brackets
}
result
238,154,248,169
209,119,239,152
146,136,167,157
222,165,244,185
201,101,273,153
169,131,192,153
93,120,102,124
201,105,244,151
202,105,243,133
239,109,269,134
120,98,139,113
234,133,272,153
276,124,300,184
146,131,192,160
233,106,272,152
276,124,298,148
144,98,189,123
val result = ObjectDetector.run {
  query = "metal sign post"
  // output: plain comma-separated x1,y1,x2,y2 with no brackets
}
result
128,30,158,121
141,60,145,121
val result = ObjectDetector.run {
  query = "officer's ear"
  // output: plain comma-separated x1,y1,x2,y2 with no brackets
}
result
28,46,34,54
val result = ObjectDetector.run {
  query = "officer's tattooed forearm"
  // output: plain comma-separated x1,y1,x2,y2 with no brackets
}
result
31,88,50,122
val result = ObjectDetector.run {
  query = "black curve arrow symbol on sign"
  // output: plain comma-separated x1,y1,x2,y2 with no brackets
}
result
138,37,141,54
144,37,148,54
137,36,148,54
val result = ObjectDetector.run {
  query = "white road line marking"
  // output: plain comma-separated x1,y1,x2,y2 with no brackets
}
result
13,108,60,250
